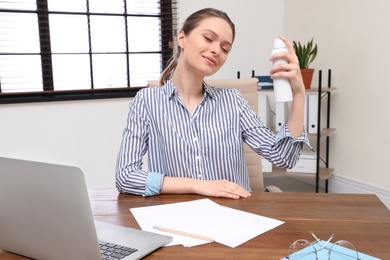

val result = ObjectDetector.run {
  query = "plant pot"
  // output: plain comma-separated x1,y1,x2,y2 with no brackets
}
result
301,68,314,89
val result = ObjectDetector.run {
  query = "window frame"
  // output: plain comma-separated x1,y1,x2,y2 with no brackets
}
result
0,0,176,104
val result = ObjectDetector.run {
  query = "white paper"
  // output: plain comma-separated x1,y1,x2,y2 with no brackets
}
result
130,198,284,248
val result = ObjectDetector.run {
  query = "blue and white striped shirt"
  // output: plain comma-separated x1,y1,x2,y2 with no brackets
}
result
116,80,308,196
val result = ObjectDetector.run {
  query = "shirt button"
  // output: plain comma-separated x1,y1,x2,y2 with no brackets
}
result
195,156,200,160
197,174,202,179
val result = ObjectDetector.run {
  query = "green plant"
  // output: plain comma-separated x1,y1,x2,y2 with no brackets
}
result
293,38,318,69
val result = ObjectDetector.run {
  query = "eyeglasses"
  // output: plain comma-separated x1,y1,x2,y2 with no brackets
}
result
286,231,361,259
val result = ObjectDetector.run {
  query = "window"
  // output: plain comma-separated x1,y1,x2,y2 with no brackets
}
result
0,0,177,103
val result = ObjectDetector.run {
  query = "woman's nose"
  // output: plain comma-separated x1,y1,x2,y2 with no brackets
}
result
210,43,220,55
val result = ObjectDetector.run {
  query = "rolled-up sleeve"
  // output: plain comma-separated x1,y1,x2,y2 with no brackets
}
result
271,123,312,168
275,123,310,146
145,172,164,196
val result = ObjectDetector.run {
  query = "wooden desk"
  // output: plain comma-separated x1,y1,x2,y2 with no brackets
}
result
1,191,390,259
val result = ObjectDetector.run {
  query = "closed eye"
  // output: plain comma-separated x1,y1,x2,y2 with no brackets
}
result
203,33,230,54
204,36,212,42
221,44,231,54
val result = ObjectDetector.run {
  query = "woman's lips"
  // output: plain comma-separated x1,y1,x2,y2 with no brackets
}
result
203,56,217,66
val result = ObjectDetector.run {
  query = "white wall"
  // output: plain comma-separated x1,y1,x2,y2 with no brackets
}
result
0,99,131,188
285,0,390,205
0,1,283,189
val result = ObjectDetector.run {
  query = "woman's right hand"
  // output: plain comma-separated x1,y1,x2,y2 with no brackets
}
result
194,179,251,199
161,177,251,199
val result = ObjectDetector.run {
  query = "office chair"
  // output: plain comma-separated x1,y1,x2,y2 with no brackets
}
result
203,78,264,191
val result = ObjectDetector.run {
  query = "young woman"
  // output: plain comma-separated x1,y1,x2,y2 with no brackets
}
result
116,8,308,199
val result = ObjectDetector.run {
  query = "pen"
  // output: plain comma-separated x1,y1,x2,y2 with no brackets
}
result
153,226,214,242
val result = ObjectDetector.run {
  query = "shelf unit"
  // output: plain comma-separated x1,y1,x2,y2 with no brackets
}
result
261,69,336,193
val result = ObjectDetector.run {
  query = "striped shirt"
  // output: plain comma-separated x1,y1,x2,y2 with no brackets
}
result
116,80,309,196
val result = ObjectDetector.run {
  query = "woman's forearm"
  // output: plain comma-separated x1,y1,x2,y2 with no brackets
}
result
287,91,306,138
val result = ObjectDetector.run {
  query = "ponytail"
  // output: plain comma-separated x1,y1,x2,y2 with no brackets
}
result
159,50,179,86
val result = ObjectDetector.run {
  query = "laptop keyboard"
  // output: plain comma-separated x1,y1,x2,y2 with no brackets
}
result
99,240,138,259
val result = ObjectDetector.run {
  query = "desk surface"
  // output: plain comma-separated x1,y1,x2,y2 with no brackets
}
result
1,191,390,259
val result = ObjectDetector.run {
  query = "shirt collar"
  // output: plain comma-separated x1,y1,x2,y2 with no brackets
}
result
163,80,217,100
163,80,177,100
202,81,217,99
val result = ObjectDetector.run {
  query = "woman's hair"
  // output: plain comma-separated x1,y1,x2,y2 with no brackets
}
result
159,8,235,85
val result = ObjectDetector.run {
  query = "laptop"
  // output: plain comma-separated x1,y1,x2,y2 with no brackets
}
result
0,157,172,260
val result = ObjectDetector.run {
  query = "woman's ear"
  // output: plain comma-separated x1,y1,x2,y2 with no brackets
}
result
177,30,185,49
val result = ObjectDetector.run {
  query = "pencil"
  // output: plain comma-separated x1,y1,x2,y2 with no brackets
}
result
153,226,215,242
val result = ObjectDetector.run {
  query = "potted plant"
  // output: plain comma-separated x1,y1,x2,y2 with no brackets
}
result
293,38,318,89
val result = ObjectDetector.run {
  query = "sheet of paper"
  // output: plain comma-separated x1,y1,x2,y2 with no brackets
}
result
130,198,284,248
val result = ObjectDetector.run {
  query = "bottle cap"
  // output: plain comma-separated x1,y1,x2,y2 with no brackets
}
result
273,39,286,49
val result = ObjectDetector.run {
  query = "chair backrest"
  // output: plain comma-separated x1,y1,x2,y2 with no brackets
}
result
147,78,264,191
204,78,263,191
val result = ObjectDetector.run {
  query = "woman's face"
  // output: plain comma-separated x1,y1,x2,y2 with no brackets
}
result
178,17,233,77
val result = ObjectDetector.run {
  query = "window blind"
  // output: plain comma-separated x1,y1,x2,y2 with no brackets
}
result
0,0,177,102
